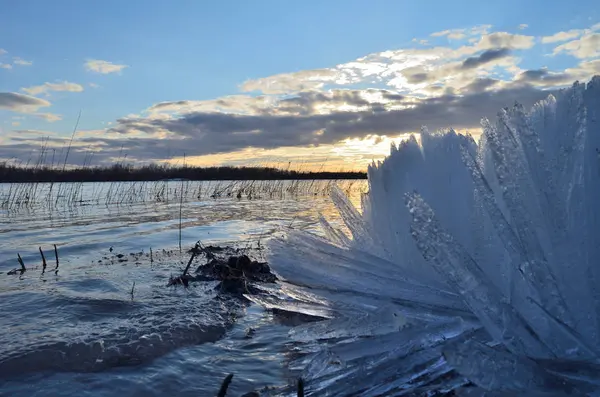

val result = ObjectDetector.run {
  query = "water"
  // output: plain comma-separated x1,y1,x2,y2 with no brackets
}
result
0,180,366,396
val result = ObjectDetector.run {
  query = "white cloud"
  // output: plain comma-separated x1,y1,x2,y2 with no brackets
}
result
562,58,600,80
469,25,493,35
0,63,12,70
89,82,100,88
431,28,467,40
84,59,128,74
448,32,467,40
35,113,62,122
553,33,600,58
477,32,535,50
330,32,534,95
542,29,584,43
239,26,535,100
11,121,20,127
412,38,429,45
431,25,492,40
518,24,529,30
0,49,6,55
240,69,338,94
13,57,32,66
22,81,84,96
430,29,452,37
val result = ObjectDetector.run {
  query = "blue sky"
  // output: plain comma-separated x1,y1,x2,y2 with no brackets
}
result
1,0,599,169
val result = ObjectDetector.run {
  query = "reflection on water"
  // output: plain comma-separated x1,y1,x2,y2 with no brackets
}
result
0,180,366,396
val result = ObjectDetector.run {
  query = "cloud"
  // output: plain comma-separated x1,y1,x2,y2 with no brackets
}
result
35,113,62,122
412,38,429,45
13,57,32,66
240,69,338,94
430,29,467,40
0,92,51,113
398,50,517,89
89,83,100,88
148,89,405,120
477,32,535,50
148,95,277,116
458,78,500,93
431,29,461,38
552,33,600,58
84,59,128,74
22,81,84,96
518,24,529,30
430,25,492,40
103,82,554,161
515,68,573,86
0,53,33,69
11,129,57,136
560,59,600,82
542,29,584,44
461,48,511,69
236,28,535,104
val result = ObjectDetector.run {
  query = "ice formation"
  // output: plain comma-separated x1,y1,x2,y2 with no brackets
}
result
263,76,600,396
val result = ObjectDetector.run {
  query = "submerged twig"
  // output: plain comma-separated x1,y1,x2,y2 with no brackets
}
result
297,378,304,397
39,246,47,274
217,373,233,397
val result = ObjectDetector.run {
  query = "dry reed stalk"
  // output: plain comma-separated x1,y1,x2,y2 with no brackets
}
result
53,244,59,274
217,374,233,397
17,253,26,273
39,247,47,274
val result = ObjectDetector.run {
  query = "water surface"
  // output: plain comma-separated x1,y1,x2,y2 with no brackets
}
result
0,180,366,396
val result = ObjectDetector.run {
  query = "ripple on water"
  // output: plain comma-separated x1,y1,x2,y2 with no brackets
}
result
0,281,238,380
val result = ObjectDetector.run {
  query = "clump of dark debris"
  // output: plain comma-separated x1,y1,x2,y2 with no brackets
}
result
167,242,277,299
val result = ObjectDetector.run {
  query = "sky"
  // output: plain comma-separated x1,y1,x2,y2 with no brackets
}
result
1,0,599,171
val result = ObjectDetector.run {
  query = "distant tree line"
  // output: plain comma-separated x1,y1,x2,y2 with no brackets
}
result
0,163,367,183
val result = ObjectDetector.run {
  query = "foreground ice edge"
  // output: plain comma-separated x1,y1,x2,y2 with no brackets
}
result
261,76,600,396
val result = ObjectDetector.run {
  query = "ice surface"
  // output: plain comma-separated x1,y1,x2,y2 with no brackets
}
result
260,77,600,396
